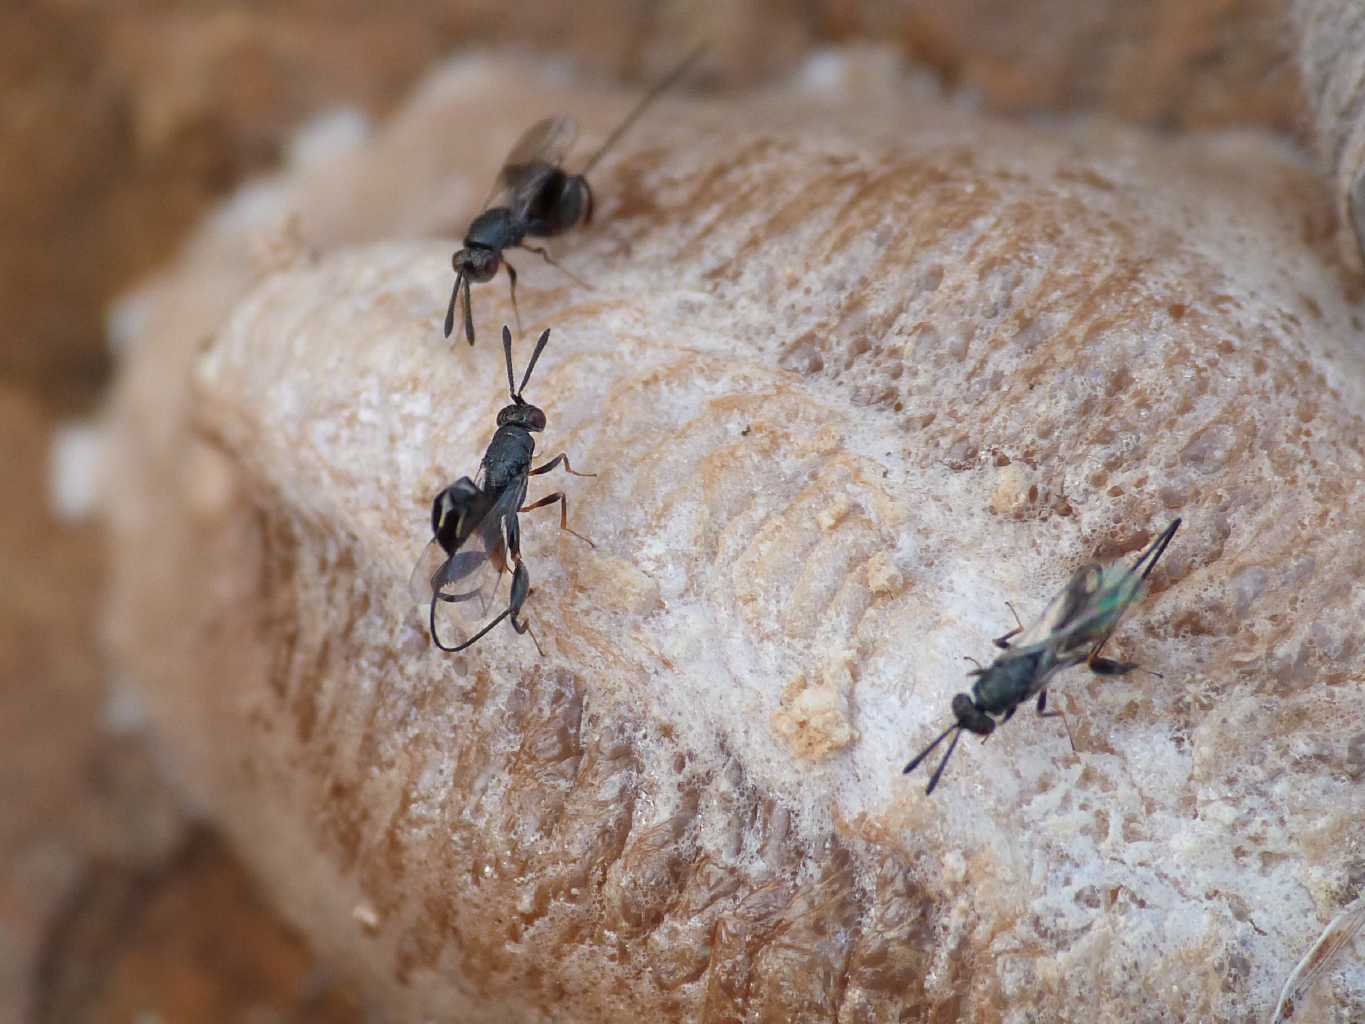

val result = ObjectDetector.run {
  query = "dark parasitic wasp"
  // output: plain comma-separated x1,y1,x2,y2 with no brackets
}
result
903,517,1182,794
409,325,594,653
444,45,706,345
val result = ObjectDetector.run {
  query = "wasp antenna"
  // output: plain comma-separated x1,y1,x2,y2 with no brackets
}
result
579,43,707,177
925,726,965,795
518,328,552,396
444,272,463,340
462,276,476,345
904,720,960,775
502,325,517,398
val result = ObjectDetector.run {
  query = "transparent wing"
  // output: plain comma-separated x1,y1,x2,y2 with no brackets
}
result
1050,563,1141,657
485,116,578,216
1051,520,1181,658
1011,564,1103,649
407,493,513,650
502,117,578,183
408,537,453,606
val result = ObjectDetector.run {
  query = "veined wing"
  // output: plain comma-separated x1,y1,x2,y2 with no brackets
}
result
1009,563,1104,650
1050,518,1182,659
483,116,579,216
408,476,515,650
410,504,512,650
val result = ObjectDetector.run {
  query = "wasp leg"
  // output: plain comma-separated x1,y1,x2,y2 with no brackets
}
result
521,491,595,548
993,602,1025,648
503,259,523,338
506,560,546,656
1036,689,1077,753
522,243,591,289
993,627,1021,650
1090,654,1164,681
530,452,595,478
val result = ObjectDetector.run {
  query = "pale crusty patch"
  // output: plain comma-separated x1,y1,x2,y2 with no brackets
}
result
772,656,859,761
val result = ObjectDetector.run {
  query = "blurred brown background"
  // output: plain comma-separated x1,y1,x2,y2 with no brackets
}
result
0,1,1304,1019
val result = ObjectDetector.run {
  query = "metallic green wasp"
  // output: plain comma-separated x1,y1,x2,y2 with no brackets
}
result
904,517,1181,794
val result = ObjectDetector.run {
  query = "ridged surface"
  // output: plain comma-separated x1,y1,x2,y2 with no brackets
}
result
107,55,1365,1021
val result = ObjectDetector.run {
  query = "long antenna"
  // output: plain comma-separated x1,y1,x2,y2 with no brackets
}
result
579,43,706,177
502,325,517,398
925,728,965,795
518,328,551,395
904,720,960,775
444,272,463,339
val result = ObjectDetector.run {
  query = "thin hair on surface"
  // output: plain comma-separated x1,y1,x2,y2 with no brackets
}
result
1269,894,1365,1023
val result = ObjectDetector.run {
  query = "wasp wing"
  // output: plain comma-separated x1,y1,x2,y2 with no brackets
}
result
1051,518,1182,661
502,117,578,181
482,116,579,219
409,536,455,606
408,477,517,650
1010,564,1104,650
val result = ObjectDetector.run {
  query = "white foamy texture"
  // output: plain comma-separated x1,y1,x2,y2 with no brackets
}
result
48,420,107,523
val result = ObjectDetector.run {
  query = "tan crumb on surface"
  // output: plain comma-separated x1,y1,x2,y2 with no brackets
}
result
773,656,860,761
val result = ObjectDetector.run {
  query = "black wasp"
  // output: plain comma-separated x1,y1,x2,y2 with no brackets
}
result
904,518,1181,794
409,326,593,652
444,45,705,344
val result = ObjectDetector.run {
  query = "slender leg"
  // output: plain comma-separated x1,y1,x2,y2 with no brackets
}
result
435,515,531,654
521,492,595,548
1036,690,1077,753
521,243,592,289
503,259,523,337
505,564,546,656
530,452,595,478
993,627,1021,650
993,602,1025,648
1090,654,1164,681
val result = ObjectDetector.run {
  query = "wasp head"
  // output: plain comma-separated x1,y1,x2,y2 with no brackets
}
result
496,401,546,432
453,244,500,283
951,693,995,737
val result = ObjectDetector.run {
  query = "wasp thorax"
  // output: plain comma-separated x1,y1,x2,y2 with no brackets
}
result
497,403,546,431
454,245,500,283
